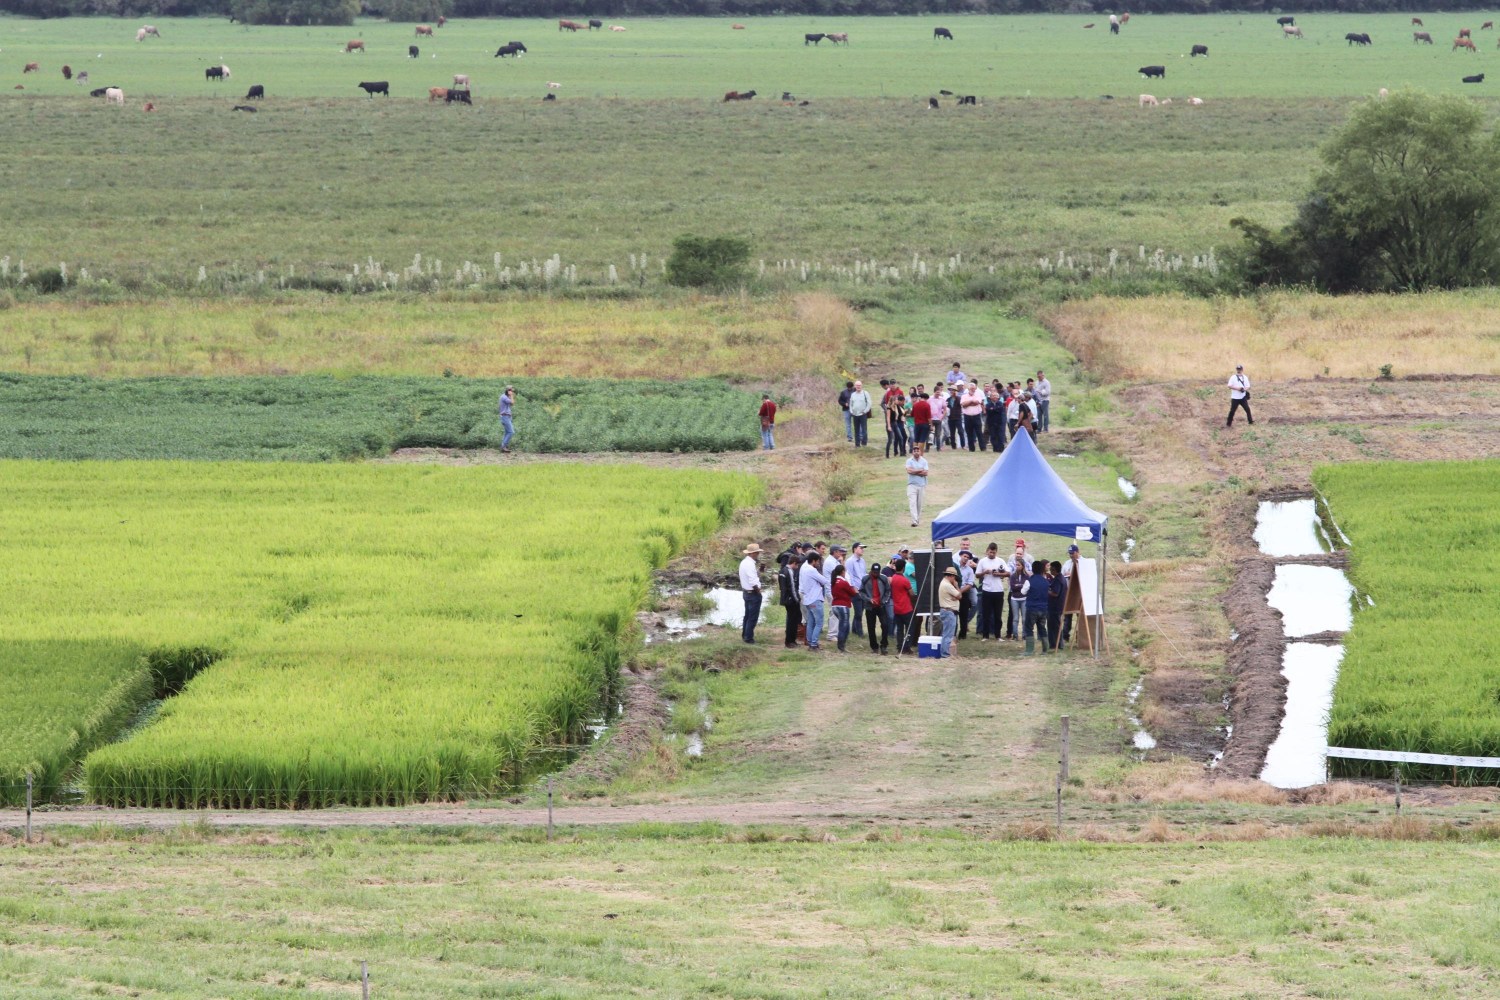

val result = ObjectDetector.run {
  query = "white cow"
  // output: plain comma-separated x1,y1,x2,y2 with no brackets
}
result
1139,93,1158,107
611,25,626,31
1187,96,1205,105
136,25,160,42
1283,25,1304,38
452,73,469,88
105,87,124,104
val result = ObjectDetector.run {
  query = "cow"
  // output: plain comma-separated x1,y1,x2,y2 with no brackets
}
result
1139,94,1158,107
62,65,72,80
933,27,953,41
1120,13,1130,24
232,104,257,112
1187,96,1205,105
136,25,160,41
446,89,472,104
559,20,583,32
1455,37,1477,52
1379,87,1388,98
1110,14,1120,35
1190,44,1208,57
928,96,939,109
1464,73,1486,83
142,101,155,111
23,62,38,74
205,65,230,81
1283,25,1304,39
358,81,389,96
611,25,625,31
496,42,526,57
547,81,561,89
589,19,602,30
429,86,448,102
1346,33,1372,46
90,86,111,97
1413,18,1424,27
805,33,825,45
346,40,365,53
1083,23,1095,29
1486,22,1495,30
416,25,433,37
828,32,849,45
437,15,446,27
409,45,419,58
1139,65,1166,79
76,71,88,86
957,94,976,105
1460,28,1472,39
452,74,469,88
1276,16,1295,26
542,92,556,101
732,23,745,30
722,89,756,101
1414,32,1434,44
245,84,264,100
105,87,124,105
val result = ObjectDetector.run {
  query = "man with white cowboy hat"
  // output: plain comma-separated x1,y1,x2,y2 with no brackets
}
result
738,543,765,644
938,565,963,658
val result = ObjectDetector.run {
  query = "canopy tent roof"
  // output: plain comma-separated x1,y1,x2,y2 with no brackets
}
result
929,431,1109,543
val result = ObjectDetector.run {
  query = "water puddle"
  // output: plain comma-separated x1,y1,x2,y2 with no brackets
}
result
1120,538,1136,564
1127,680,1156,752
647,587,757,643
1267,565,1354,637
685,733,704,758
1253,499,1326,558
1259,644,1345,788
1117,477,1139,500
1056,452,1076,459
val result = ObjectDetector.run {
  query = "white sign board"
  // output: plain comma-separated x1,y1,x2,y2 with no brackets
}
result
1074,558,1100,616
1075,526,1092,541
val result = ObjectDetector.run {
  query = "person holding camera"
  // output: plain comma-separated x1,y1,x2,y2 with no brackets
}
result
1227,364,1254,426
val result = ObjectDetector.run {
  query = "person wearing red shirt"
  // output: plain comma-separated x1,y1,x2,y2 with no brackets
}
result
758,394,777,450
910,394,932,447
831,566,858,653
889,558,916,654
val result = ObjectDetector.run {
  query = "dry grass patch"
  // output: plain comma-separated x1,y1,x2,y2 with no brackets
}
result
1045,291,1500,382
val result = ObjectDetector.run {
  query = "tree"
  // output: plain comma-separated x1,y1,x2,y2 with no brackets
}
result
1236,91,1500,292
665,235,751,289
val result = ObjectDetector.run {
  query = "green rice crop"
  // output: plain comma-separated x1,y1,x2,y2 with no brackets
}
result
1316,459,1500,782
0,461,760,807
0,374,760,458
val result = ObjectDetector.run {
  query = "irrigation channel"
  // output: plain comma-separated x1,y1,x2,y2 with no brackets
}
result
1252,498,1359,789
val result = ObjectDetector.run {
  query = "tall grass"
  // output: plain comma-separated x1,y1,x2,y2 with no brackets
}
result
0,461,762,807
1317,460,1500,782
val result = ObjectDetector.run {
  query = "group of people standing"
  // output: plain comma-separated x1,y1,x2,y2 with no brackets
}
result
737,536,1082,659
840,363,1053,459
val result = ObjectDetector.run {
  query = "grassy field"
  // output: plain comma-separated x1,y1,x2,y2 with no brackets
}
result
3,826,1500,998
0,374,764,458
1045,289,1500,381
0,462,759,806
1316,460,1500,780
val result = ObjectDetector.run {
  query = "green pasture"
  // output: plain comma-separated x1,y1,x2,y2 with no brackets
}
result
0,462,760,806
0,374,761,458
1316,459,1500,780
4,14,1497,100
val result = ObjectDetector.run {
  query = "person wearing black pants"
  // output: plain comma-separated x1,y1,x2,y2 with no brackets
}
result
861,568,890,654
985,388,1007,454
778,552,803,648
1226,364,1254,426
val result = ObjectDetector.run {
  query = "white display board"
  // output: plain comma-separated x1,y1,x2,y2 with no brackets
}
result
1073,557,1100,616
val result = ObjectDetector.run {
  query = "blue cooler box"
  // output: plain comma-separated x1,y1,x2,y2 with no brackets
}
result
917,636,943,659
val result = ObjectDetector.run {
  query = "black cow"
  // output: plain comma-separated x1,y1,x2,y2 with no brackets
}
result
1190,44,1208,57
928,96,939,109
542,92,556,100
495,42,526,57
244,84,264,100
445,88,472,104
805,33,825,45
1346,32,1373,46
409,45,419,58
1139,65,1166,79
1277,16,1295,26
934,27,953,40
231,104,257,112
1464,73,1486,83
89,86,113,97
588,19,602,30
205,65,227,81
958,94,977,105
358,81,389,96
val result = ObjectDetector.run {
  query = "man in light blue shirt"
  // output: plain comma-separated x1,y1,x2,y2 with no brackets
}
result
946,362,967,387
498,386,516,453
1034,370,1052,432
847,543,867,638
905,443,929,527
798,553,828,650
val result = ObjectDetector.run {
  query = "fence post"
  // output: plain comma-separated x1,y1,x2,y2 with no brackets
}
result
546,776,554,841
1393,765,1401,815
361,960,369,1000
1055,774,1063,839
1059,716,1071,782
25,772,33,844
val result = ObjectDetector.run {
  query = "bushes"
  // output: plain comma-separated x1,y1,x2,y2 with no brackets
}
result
666,235,751,289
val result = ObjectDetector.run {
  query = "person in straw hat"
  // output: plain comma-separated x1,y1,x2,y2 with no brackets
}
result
738,543,764,644
938,565,963,658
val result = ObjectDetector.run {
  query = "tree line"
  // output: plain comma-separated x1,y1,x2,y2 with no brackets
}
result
10,1,1500,25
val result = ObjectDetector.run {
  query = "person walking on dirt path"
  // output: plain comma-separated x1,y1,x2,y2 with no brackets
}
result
1035,370,1052,432
839,380,855,443
861,559,891,653
938,566,962,658
831,565,857,653
498,386,516,453
976,542,1009,640
848,381,872,448
758,393,776,450
798,552,828,651
739,543,764,644
905,443,929,527
1227,364,1254,426
889,557,916,654
847,542,867,638
1023,559,1051,654
778,551,803,649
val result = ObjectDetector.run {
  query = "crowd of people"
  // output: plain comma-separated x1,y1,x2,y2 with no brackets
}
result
738,536,1084,658
838,362,1053,458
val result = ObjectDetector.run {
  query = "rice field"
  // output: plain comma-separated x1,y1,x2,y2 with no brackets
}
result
1316,459,1500,780
0,461,761,806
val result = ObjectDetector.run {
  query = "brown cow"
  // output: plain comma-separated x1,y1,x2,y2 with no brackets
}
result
827,32,849,45
1120,13,1131,24
1455,37,1477,51
732,23,745,29
1414,31,1433,44
23,62,39,73
62,64,72,79
437,15,446,27
723,89,756,101
429,87,449,102
346,40,365,53
1485,21,1495,30
416,25,433,37
559,19,583,31
1412,17,1423,27
1460,28,1472,39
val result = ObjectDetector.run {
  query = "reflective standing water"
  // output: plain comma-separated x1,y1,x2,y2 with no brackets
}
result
1267,565,1354,637
1253,499,1325,558
1260,644,1345,788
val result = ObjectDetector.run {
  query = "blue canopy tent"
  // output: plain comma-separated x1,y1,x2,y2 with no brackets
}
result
929,431,1109,655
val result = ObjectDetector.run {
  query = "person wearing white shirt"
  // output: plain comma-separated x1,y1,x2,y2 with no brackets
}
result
799,554,829,650
975,542,1009,640
848,381,873,448
1227,364,1254,426
738,543,764,644
1034,370,1052,432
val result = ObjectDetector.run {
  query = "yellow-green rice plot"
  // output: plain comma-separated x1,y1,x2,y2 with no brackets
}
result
0,461,759,807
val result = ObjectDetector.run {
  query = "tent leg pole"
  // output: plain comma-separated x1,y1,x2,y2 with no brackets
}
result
1095,535,1105,660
